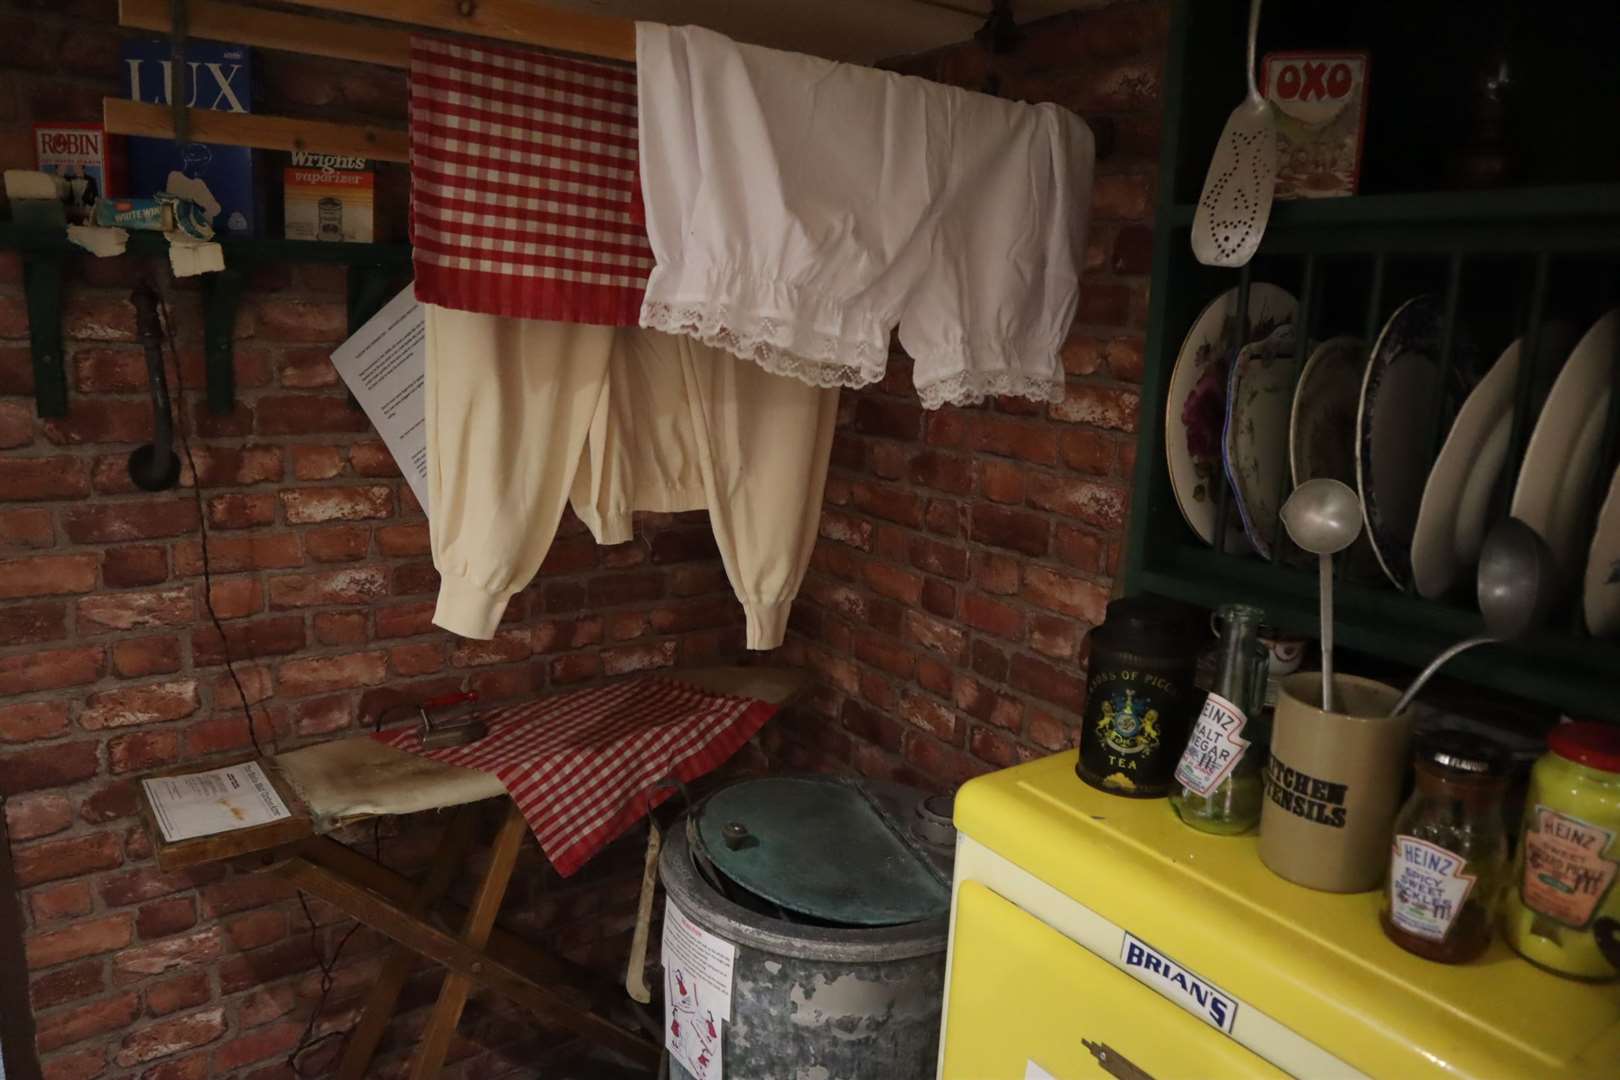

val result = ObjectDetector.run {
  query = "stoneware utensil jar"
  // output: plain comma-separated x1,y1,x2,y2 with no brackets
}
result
1259,672,1411,892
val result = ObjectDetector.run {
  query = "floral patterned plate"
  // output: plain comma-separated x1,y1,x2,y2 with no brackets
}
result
1223,324,1298,560
1165,283,1298,548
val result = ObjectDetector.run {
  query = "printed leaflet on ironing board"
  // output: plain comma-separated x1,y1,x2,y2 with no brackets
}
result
142,762,291,843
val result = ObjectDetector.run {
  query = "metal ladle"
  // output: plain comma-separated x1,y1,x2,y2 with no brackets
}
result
1280,478,1363,712
1389,518,1555,717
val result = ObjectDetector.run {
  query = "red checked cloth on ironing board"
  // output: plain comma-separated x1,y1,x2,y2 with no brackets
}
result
408,35,653,324
371,677,775,876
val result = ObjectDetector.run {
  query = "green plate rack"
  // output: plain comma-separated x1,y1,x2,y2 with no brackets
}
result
1125,1,1620,719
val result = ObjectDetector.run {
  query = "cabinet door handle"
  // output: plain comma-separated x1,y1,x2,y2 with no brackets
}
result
1082,1039,1156,1080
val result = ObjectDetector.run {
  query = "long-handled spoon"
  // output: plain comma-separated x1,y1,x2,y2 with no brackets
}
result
1280,478,1363,712
1389,518,1555,717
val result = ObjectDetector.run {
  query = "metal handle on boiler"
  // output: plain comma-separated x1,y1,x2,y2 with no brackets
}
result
1082,1039,1157,1080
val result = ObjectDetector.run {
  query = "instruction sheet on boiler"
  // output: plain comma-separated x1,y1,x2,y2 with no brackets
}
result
330,284,430,514
663,898,735,1079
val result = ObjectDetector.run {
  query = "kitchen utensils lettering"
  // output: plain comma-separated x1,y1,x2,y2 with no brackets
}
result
1260,673,1412,893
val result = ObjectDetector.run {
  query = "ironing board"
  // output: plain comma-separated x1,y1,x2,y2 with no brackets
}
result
135,667,807,1079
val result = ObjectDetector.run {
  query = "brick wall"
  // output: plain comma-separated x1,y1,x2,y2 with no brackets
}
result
0,6,749,1078
767,2,1168,785
1,1,1170,1076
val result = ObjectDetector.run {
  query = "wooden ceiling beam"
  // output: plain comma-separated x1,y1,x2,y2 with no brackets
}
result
300,0,636,63
120,0,413,68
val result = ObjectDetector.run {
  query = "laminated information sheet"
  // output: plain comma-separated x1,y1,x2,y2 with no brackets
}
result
330,285,430,514
143,762,291,843
663,898,736,1079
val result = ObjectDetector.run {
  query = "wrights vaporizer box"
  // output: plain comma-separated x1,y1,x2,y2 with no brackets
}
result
121,38,258,237
284,151,374,242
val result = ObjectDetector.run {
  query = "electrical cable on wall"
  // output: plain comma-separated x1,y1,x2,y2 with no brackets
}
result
152,284,358,1074
149,285,272,760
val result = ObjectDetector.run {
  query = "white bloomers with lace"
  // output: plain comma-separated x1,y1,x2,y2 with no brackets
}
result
634,22,1096,410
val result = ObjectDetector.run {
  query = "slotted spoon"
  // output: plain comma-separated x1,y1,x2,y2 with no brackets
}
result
1190,0,1277,268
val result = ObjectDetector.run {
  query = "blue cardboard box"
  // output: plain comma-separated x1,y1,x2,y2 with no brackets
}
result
121,38,258,238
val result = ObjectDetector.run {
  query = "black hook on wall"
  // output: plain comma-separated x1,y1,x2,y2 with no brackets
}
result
974,0,1019,97
128,283,181,492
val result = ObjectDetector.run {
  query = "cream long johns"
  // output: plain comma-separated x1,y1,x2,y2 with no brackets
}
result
424,304,838,649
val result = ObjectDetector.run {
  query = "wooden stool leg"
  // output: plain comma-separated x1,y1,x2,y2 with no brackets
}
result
408,801,530,1080
337,806,480,1080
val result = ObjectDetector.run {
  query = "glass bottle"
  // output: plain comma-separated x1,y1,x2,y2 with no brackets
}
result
1170,604,1269,835
1381,732,1509,964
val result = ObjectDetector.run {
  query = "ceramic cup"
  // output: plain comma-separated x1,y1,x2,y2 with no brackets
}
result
1259,631,1306,677
1259,672,1412,893
1209,613,1305,676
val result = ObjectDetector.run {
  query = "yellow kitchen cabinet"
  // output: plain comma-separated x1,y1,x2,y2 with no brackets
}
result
937,752,1620,1079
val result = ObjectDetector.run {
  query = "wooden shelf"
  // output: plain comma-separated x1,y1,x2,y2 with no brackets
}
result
1138,545,1617,719
0,223,411,265
1166,186,1620,255
1167,184,1620,230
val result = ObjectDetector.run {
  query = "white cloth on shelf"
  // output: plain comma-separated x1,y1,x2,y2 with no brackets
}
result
634,22,1095,410
424,306,838,648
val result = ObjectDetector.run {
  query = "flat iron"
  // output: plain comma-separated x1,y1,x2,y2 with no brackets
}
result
381,690,487,750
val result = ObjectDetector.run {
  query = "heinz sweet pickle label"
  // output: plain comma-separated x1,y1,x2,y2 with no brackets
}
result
1520,806,1619,930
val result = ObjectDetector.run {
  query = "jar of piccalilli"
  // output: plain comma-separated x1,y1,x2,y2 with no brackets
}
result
1501,722,1620,980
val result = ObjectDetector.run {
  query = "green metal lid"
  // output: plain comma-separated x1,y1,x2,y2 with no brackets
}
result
696,777,950,927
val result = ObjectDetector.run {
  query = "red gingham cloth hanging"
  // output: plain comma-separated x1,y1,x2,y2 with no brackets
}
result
408,34,653,325
371,677,777,877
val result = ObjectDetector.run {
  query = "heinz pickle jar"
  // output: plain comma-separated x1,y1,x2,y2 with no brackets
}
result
1502,722,1620,980
1381,732,1510,964
1078,598,1198,798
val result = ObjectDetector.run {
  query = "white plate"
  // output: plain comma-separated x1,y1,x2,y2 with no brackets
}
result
1586,463,1620,637
1165,283,1298,548
1513,309,1619,590
1224,325,1298,559
1289,335,1366,488
1410,325,1576,599
1356,296,1478,591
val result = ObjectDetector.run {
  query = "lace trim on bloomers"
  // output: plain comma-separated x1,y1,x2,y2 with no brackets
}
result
915,368,1066,411
643,299,1065,411
641,300,888,391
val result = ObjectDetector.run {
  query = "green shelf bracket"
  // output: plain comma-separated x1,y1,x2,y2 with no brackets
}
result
347,263,399,335
21,250,67,417
345,263,403,411
203,266,247,415
0,222,412,419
